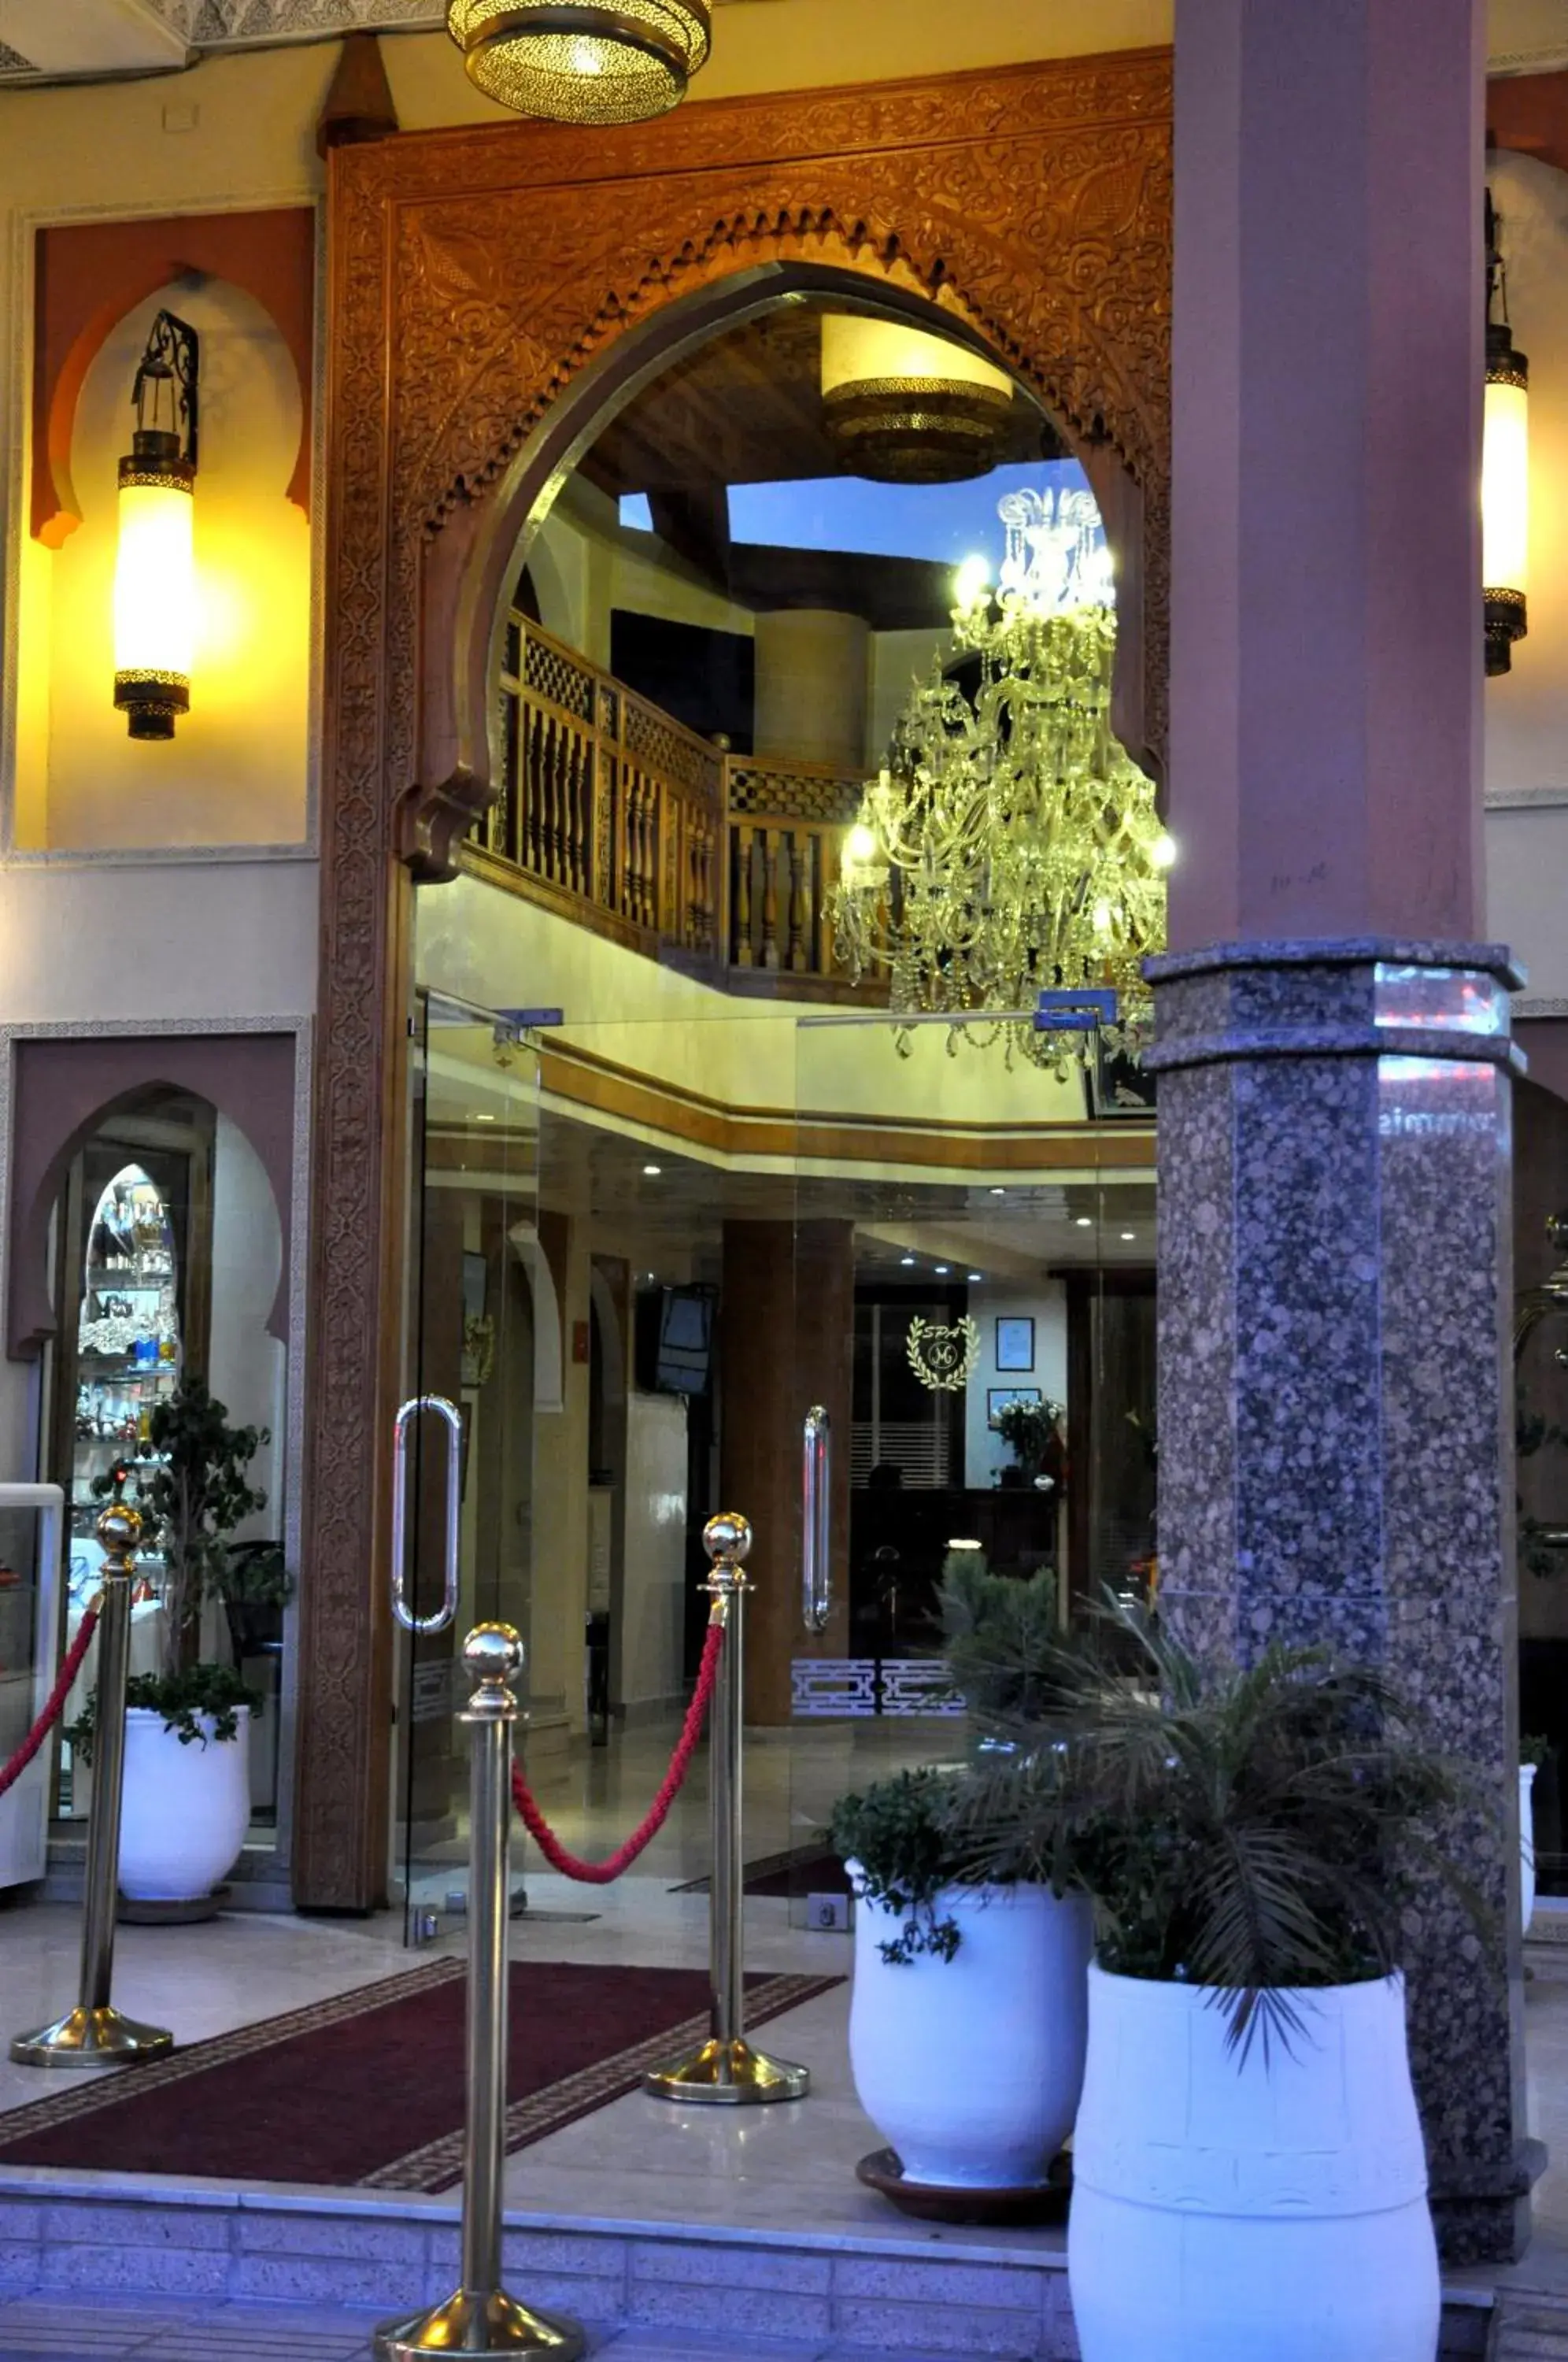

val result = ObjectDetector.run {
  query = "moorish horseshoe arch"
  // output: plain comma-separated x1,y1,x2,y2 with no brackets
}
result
299,46,1173,1909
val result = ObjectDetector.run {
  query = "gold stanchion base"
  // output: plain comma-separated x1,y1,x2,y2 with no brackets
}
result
644,2035,810,2105
9,2005,173,2068
375,2288,586,2358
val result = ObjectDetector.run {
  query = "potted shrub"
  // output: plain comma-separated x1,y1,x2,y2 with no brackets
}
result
827,1563,1091,2194
83,1379,288,1908
982,1607,1465,2362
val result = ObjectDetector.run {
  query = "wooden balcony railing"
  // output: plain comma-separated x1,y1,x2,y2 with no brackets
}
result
465,615,876,995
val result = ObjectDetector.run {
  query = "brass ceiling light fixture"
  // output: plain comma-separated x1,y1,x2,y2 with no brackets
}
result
446,1,711,124
113,309,198,742
1483,186,1529,678
819,316,1017,484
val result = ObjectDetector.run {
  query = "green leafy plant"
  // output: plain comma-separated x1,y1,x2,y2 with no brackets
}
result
87,1375,289,1741
1523,1731,1551,1771
945,1599,1476,2056
940,1553,1064,1724
829,1768,968,1964
70,1663,254,1761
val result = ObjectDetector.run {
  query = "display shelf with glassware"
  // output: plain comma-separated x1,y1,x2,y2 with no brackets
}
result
68,1166,182,1607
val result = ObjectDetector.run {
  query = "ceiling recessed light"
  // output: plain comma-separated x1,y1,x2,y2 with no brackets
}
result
935,1264,950,1275
900,1255,916,1267
642,1164,662,1176
1121,1231,1136,1242
474,1113,495,1124
989,1187,1005,1197
967,1272,982,1282
1074,1216,1093,1229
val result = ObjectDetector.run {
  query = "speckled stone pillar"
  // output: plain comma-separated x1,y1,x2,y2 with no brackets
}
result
1164,0,1529,2263
1147,941,1529,2260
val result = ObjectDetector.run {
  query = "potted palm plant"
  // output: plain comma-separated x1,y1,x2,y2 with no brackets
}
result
84,1378,288,1908
828,1560,1091,2199
953,1605,1464,2362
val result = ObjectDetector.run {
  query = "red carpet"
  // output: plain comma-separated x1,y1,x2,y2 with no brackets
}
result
0,1960,840,2193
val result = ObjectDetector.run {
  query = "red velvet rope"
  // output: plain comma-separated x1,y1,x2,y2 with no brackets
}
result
510,1615,724,1884
0,1598,102,1801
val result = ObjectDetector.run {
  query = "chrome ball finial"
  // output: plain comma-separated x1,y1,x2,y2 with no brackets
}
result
95,1499,142,1564
464,1620,525,1693
703,1512,752,1568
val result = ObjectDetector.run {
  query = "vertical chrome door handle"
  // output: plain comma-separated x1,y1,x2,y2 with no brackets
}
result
802,1405,831,1634
391,1395,463,1635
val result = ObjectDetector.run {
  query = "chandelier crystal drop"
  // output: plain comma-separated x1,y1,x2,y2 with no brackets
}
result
829,485,1169,1075
446,1,711,124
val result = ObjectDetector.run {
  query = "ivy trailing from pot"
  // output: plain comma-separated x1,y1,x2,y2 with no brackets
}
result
829,1768,967,1964
68,1663,255,1762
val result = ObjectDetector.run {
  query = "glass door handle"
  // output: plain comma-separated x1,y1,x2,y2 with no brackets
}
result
802,1405,831,1633
391,1395,463,1635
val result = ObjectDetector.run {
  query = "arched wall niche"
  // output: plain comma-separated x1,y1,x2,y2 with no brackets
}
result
301,46,1172,1911
406,263,1152,883
7,1034,299,1361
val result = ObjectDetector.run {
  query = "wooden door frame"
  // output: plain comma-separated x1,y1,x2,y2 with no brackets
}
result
301,47,1173,1907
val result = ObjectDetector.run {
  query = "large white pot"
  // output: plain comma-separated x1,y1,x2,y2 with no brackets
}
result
1522,1761,1538,1934
847,1868,1091,2187
119,1707,251,1903
1069,1964,1438,2362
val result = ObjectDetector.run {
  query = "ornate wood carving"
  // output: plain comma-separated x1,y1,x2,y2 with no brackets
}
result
301,48,1173,1908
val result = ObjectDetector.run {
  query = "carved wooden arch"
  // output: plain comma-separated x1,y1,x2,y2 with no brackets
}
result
409,251,1158,879
298,46,1172,1909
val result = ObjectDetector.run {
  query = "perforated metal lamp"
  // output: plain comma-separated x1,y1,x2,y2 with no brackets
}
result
446,1,711,124
113,310,198,742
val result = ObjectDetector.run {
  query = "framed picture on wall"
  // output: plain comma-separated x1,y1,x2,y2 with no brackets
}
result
988,1385,1043,1430
994,1316,1036,1372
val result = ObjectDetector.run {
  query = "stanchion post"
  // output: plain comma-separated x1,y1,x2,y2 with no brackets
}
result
375,1624,585,2361
11,1501,172,2068
645,1512,809,2105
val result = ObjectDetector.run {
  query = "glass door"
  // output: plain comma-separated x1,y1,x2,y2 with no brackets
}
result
397,990,541,1941
781,1006,1157,1926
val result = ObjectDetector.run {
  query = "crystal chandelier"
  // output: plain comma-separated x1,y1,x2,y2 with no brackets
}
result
829,485,1170,1073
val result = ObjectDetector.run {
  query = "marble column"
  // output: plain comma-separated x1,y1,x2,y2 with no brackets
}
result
753,609,870,770
1160,0,1529,2261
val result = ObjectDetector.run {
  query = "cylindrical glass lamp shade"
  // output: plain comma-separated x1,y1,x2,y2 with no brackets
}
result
820,316,1015,483
1483,330,1529,677
113,442,195,741
446,1,711,123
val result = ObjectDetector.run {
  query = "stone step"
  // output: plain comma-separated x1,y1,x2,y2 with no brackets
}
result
1493,2297,1568,2359
0,2170,1503,2362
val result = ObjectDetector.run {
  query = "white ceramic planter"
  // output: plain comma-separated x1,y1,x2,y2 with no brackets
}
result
119,1706,251,1903
1522,1761,1538,1934
846,1868,1091,2187
1069,1964,1438,2362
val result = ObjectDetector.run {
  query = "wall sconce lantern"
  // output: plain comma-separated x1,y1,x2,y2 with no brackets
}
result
113,309,199,742
1483,189,1529,678
446,2,710,124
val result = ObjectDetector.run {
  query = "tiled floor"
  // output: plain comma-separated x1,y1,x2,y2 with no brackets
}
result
0,2303,986,2361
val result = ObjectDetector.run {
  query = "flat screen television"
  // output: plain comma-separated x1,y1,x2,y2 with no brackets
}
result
635,1284,716,1398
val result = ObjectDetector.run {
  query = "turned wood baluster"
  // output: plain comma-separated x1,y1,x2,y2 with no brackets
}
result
734,824,754,964
787,831,808,972
760,828,780,971
566,737,584,896
525,710,545,872
542,717,559,879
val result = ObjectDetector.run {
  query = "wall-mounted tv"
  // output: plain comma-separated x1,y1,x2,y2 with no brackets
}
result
634,1284,716,1398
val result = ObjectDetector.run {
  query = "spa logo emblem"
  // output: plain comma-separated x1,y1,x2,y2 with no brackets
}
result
906,1314,981,1394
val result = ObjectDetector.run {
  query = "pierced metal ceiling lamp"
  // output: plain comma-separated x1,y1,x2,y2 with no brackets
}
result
113,309,198,743
446,1,711,124
820,316,1016,484
1483,187,1529,678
